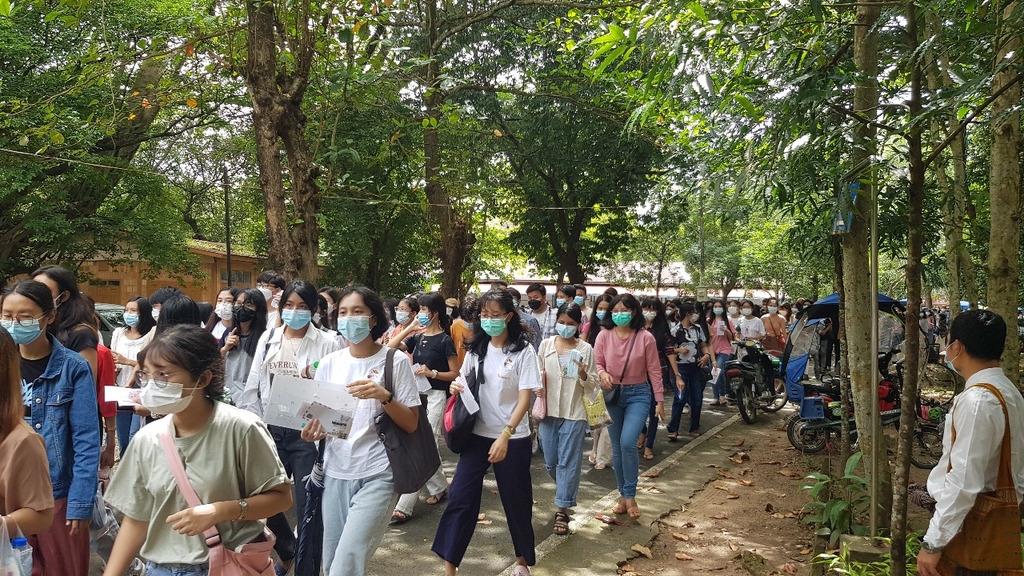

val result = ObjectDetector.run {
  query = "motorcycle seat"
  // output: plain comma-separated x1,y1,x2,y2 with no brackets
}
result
803,383,838,396
726,367,744,378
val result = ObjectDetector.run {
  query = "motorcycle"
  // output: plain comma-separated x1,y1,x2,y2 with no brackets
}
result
726,340,788,424
786,355,946,469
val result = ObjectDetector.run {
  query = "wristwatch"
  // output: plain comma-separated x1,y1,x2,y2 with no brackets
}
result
920,539,943,554
432,369,439,378
236,499,248,521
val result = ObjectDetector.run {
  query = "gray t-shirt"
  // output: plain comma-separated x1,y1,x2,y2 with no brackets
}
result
224,334,256,406
105,403,289,565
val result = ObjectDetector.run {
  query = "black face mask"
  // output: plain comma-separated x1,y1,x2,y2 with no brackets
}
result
527,300,542,311
234,306,257,323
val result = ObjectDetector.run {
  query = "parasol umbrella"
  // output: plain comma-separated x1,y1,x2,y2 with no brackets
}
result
294,439,326,576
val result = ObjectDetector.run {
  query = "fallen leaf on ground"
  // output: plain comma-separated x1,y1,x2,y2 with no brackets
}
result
783,563,799,574
675,552,694,561
765,503,776,513
729,542,739,552
738,479,754,486
727,494,740,499
713,482,730,491
645,486,665,494
476,519,492,524
800,547,813,555
706,464,718,468
672,532,690,541
631,544,653,559
728,452,750,465
640,469,661,478
717,470,735,479
785,512,799,518
778,469,801,478
682,521,696,528
477,513,486,520
733,439,745,447
762,460,782,465
709,513,728,520
619,564,635,573
738,468,752,476
771,513,786,519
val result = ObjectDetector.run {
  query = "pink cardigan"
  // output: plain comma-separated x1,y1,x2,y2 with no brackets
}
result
594,328,664,402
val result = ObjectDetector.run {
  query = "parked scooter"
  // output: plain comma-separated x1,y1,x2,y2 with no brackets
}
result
727,340,787,424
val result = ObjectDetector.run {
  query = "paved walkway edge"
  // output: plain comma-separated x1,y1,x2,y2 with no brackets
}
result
498,414,743,576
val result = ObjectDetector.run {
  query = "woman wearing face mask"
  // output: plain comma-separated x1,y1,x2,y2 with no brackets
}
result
637,297,676,460
110,297,156,456
240,280,341,574
594,294,664,520
387,292,458,524
1,280,99,576
385,296,421,346
735,300,766,342
726,299,742,324
761,297,787,353
707,300,735,407
205,287,240,341
582,294,614,469
434,290,541,576
666,303,714,439
301,286,421,576
536,303,598,535
219,289,268,405
101,325,292,576
319,287,342,332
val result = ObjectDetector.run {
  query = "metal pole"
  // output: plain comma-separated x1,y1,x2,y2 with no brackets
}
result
869,168,880,538
223,165,233,288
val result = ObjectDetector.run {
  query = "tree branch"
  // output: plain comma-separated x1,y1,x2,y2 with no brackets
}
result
451,83,624,123
822,100,900,132
924,72,1023,169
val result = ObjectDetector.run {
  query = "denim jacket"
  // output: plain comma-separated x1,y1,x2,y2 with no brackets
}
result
24,335,100,520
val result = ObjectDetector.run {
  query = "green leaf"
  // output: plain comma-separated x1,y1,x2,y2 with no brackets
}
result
565,39,576,51
815,527,832,536
337,27,353,43
0,0,12,18
594,45,628,77
49,130,65,145
733,93,757,116
18,134,29,146
689,0,707,22
844,451,863,477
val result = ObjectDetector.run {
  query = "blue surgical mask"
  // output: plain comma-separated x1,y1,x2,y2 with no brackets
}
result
417,313,431,327
123,313,140,327
1,318,44,345
574,296,585,306
464,321,475,330
945,343,961,375
556,298,567,308
480,318,507,337
281,309,312,330
596,310,607,320
395,311,410,325
555,323,577,339
713,307,724,315
337,315,372,343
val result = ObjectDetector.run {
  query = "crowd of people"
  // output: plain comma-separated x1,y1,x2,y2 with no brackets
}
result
0,266,828,576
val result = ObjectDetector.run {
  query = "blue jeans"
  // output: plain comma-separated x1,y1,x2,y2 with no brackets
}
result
605,383,652,499
538,418,587,508
667,364,701,434
322,470,397,576
116,411,141,457
144,563,208,576
712,353,731,399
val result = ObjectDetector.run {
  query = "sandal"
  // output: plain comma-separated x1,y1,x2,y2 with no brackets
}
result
627,503,642,520
642,449,654,460
667,432,678,442
636,433,646,450
689,430,702,437
594,462,607,470
553,512,570,535
612,499,628,515
425,489,448,505
390,510,411,524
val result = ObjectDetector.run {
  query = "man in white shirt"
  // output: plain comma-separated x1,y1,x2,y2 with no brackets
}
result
917,309,1024,576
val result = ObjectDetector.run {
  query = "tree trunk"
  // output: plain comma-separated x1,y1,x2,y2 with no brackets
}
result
244,0,321,281
845,0,893,525
834,236,852,464
891,7,925,571
986,0,1022,385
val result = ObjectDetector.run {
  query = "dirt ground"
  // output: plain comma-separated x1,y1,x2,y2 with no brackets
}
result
615,409,937,576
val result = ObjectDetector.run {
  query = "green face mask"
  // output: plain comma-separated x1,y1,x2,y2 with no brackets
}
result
611,311,633,327
480,317,507,336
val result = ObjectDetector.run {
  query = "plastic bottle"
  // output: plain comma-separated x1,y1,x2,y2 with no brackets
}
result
10,537,31,576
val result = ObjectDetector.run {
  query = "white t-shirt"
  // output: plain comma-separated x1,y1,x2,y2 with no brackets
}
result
211,321,229,341
269,336,301,378
462,343,542,439
320,346,421,480
737,316,766,340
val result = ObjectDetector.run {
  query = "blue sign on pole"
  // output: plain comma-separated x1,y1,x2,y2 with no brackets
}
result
832,181,859,234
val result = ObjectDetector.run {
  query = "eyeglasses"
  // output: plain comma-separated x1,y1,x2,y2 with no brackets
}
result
137,372,182,387
0,313,45,326
479,313,508,320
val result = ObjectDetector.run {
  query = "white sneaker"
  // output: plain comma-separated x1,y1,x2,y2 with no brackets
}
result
511,565,531,576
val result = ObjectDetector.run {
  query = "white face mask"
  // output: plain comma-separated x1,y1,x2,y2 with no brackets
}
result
691,313,701,323
446,307,453,316
215,303,233,321
312,312,322,325
152,308,161,321
271,295,281,310
258,287,273,300
642,311,657,321
139,379,200,415
741,308,753,317
728,306,738,315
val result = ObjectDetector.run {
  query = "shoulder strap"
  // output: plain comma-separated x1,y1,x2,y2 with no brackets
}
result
159,423,223,547
619,331,639,383
948,383,1014,489
383,348,397,394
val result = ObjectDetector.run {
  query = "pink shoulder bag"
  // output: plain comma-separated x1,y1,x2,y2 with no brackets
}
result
159,424,276,576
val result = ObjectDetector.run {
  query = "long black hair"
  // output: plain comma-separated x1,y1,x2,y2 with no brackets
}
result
417,292,451,336
1,280,57,330
641,297,672,360
280,280,319,313
31,265,94,345
608,293,645,331
230,288,268,358
138,325,226,401
128,296,156,336
156,295,203,334
205,287,240,334
468,289,529,357
556,302,584,338
586,294,614,346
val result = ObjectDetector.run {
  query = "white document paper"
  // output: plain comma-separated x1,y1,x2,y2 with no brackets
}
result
411,363,433,394
104,386,140,407
454,375,480,415
264,375,359,437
